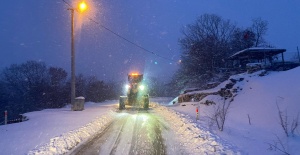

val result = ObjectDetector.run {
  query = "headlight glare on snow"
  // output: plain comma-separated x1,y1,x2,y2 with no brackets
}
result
139,85,145,90
125,84,130,89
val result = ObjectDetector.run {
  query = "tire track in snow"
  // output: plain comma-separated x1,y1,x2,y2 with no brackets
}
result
69,110,168,155
109,116,130,154
128,111,166,155
69,115,129,155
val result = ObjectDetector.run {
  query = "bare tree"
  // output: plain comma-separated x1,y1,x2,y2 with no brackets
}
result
276,103,299,137
85,76,106,102
291,113,299,136
230,28,256,52
49,67,67,87
1,61,50,114
267,135,290,155
251,17,268,47
180,14,236,72
47,67,69,108
210,97,232,131
175,14,237,90
277,103,289,136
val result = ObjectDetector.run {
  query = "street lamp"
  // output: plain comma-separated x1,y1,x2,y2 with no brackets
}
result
79,1,87,12
68,1,87,108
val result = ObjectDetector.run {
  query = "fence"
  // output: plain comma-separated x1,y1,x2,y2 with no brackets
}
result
283,51,300,63
0,111,28,125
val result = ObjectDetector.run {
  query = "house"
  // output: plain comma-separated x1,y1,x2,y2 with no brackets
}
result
227,47,287,71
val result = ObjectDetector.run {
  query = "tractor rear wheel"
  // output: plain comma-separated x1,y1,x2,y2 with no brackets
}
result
119,96,127,110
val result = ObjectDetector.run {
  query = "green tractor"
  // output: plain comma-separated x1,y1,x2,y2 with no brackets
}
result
119,73,149,110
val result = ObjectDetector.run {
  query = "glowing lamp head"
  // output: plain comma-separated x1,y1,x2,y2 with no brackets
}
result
79,1,87,12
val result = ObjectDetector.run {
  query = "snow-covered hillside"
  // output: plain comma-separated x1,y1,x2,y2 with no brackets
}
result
170,67,300,155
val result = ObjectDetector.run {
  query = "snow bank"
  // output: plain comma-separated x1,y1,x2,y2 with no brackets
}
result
150,97,173,105
28,110,114,155
0,101,118,155
152,103,240,155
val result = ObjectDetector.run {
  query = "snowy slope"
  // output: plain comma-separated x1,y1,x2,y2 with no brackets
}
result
169,67,300,155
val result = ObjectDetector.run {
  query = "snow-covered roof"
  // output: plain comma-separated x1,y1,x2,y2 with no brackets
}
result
228,47,286,60
75,96,85,100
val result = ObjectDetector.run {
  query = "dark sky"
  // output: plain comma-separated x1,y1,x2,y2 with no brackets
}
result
1,0,300,82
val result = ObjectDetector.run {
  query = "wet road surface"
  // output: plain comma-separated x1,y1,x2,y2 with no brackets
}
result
69,109,173,155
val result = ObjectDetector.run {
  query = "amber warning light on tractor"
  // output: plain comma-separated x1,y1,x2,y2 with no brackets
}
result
128,73,143,85
131,73,139,76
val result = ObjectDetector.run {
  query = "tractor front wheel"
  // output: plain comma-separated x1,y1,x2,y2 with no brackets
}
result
143,95,149,110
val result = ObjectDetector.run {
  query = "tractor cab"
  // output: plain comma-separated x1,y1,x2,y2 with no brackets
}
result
119,73,149,110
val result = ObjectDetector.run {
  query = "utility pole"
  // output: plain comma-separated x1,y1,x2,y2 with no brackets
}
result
68,8,76,107
67,2,87,109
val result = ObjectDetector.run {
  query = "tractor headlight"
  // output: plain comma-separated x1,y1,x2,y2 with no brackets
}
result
139,85,145,91
125,84,130,90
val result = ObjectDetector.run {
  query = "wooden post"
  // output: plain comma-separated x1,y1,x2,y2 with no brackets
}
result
196,107,199,120
4,110,7,125
297,46,300,63
247,114,251,125
281,52,285,70
264,51,266,66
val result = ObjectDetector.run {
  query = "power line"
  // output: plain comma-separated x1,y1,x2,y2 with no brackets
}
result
62,0,72,8
61,0,177,63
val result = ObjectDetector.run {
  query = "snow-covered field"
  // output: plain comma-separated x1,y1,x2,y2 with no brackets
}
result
0,101,117,155
1,67,300,155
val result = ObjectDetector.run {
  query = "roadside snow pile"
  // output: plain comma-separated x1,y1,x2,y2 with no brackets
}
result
152,103,240,155
28,111,115,155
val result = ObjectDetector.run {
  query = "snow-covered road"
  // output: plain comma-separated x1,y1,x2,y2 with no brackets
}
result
1,99,237,155
66,103,237,155
69,109,181,155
